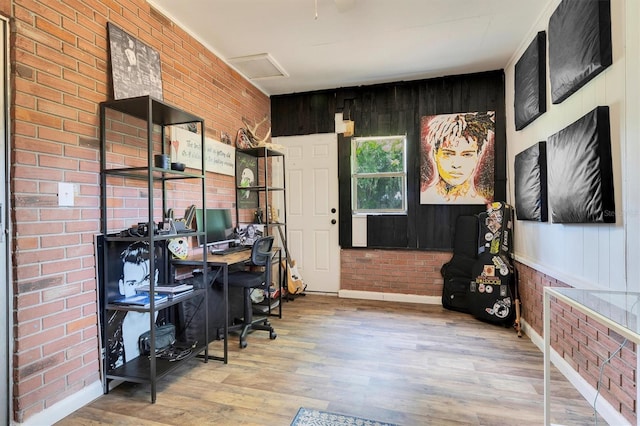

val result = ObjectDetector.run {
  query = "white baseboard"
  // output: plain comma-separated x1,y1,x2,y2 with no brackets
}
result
17,380,103,426
338,289,441,305
522,319,629,426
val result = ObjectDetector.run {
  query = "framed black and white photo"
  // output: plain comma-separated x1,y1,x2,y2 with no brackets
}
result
514,32,546,130
548,0,612,104
107,22,163,100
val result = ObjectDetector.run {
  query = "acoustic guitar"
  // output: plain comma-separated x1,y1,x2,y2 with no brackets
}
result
275,222,305,295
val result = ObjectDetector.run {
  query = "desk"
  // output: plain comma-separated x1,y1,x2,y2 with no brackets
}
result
174,250,252,364
543,287,640,425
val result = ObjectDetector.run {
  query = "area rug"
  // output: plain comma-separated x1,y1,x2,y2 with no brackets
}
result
291,407,398,426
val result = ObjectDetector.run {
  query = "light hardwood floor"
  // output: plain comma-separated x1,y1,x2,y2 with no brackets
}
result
56,294,603,425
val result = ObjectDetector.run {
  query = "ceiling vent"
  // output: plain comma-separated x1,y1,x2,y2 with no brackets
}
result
228,53,288,80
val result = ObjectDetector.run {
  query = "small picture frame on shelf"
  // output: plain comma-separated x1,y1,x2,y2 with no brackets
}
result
237,224,264,246
236,152,259,209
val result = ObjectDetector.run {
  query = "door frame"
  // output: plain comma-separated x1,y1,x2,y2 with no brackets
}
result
273,133,340,294
0,14,12,425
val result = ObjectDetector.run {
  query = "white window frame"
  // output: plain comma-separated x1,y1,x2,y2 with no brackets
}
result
351,135,407,214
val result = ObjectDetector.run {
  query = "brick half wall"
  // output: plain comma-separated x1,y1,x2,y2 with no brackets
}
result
516,262,637,424
340,248,451,296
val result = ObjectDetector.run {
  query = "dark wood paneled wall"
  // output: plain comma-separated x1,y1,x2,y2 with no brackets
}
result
271,70,506,250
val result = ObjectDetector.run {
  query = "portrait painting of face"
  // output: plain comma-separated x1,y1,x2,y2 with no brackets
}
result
420,111,495,205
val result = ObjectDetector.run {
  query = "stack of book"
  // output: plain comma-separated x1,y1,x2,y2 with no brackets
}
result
111,291,169,308
137,283,194,300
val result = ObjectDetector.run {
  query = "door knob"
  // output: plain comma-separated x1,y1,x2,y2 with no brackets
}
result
331,219,337,225
331,208,336,214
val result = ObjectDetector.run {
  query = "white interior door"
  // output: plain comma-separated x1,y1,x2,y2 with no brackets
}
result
272,134,340,293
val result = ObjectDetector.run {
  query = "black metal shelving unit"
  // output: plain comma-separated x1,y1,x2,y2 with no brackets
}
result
235,146,287,317
99,95,211,403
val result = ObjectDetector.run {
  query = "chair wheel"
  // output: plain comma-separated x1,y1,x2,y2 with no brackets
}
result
270,331,277,340
239,340,247,348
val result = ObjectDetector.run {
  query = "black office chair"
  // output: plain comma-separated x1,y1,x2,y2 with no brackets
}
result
219,236,277,348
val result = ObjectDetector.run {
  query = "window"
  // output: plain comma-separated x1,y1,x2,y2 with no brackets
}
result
351,135,407,214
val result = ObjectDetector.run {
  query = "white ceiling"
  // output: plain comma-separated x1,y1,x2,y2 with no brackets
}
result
148,0,549,96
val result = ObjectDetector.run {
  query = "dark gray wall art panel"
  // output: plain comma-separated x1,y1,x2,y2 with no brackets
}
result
514,32,546,130
548,0,612,104
547,106,615,223
514,142,547,221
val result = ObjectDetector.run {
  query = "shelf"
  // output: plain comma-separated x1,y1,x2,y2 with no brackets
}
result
253,298,280,314
235,146,287,319
105,289,205,312
103,166,205,181
105,342,208,383
104,231,201,243
100,95,211,403
101,95,202,126
237,146,285,157
237,222,285,229
238,185,285,192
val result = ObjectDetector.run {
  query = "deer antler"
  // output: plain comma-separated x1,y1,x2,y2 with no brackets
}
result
242,115,271,146
242,116,268,135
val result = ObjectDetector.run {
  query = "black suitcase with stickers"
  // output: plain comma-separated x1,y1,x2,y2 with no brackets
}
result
468,202,516,325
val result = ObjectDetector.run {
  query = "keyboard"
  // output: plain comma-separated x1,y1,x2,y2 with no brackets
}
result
211,245,250,256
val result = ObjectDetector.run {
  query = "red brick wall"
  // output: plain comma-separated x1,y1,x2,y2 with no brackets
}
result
340,248,451,296
517,262,637,423
11,1,269,422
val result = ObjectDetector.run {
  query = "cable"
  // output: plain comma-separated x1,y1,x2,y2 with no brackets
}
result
593,337,628,425
592,297,639,424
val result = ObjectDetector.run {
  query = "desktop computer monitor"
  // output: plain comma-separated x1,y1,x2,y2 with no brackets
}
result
195,208,234,247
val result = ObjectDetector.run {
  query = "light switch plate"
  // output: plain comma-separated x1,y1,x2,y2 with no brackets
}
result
58,182,74,207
